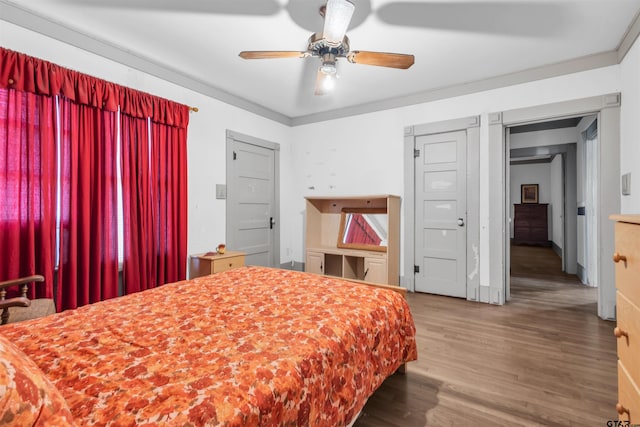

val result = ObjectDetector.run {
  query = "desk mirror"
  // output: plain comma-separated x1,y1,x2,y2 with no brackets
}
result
337,208,388,252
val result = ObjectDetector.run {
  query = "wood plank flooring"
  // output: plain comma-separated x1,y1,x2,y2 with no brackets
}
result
354,245,618,426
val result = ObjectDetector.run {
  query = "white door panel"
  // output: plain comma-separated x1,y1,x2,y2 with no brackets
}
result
415,130,467,298
227,140,276,267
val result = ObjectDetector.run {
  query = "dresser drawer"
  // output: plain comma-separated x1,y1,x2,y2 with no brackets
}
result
614,222,640,308
616,292,640,387
618,361,640,423
212,255,245,273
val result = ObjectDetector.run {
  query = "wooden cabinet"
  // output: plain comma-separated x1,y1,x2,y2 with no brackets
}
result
513,203,550,246
304,195,400,285
611,214,640,423
364,257,387,284
305,251,324,275
188,251,246,279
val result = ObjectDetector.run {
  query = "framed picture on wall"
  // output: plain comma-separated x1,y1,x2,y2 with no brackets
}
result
521,184,539,204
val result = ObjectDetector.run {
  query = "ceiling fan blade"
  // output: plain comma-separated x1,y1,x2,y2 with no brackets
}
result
314,69,337,96
376,2,568,37
55,0,282,15
323,0,356,43
239,51,308,60
347,51,414,69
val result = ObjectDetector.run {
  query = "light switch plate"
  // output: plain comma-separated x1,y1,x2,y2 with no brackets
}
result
622,173,631,196
216,184,227,199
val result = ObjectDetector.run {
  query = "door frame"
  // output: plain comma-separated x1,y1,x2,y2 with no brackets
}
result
403,116,480,299
490,93,620,319
225,129,280,267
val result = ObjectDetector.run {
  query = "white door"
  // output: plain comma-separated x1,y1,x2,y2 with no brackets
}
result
415,130,467,297
226,139,276,267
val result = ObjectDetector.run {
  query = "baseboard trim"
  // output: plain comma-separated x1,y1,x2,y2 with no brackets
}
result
577,263,587,285
280,261,304,272
552,242,562,257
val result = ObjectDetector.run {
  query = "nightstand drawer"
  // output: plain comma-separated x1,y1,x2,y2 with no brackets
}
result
212,255,245,273
189,251,246,279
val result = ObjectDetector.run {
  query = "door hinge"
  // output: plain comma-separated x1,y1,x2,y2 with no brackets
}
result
414,265,420,274
413,148,420,158
233,151,237,160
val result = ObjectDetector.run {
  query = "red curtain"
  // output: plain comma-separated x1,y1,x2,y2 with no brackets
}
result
0,88,57,298
1,47,190,308
151,121,188,284
345,214,382,245
120,115,154,294
121,118,188,293
56,97,119,310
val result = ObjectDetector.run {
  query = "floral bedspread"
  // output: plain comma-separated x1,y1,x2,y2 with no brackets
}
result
3,266,417,427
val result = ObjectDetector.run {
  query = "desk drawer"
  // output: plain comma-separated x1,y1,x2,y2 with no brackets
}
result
614,222,640,308
212,255,245,273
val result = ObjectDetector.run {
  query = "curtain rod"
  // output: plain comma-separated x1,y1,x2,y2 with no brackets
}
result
189,106,199,113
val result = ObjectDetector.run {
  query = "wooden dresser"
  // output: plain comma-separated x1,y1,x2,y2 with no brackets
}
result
513,203,550,246
611,214,640,423
188,251,246,279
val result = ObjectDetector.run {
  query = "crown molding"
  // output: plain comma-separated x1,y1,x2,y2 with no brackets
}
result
618,7,640,62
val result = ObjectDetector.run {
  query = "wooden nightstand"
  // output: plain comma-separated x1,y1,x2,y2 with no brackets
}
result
188,251,246,279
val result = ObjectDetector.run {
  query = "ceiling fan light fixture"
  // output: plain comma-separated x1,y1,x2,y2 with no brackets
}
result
319,72,337,93
320,52,338,75
320,63,337,75
322,0,355,44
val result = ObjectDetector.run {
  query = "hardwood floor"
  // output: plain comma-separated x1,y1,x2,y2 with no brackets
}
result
355,246,617,426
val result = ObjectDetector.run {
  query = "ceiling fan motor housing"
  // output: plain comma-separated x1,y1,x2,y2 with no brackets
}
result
308,33,350,60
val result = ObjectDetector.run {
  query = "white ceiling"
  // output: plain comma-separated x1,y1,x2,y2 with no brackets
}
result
3,0,640,125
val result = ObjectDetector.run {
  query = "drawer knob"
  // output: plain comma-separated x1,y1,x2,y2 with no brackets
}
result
616,403,630,416
613,252,627,263
614,327,629,339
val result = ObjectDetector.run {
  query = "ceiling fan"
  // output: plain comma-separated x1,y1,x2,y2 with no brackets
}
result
239,0,414,95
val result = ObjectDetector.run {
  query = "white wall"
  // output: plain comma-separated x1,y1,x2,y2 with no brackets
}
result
509,163,551,238
2,20,626,288
621,31,640,213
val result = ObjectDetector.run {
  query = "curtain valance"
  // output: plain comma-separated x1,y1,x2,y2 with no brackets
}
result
0,47,189,128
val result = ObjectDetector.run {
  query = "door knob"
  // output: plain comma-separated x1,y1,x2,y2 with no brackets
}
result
457,218,465,227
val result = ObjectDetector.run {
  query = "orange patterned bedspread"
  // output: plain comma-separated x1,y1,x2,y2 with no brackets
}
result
3,266,417,427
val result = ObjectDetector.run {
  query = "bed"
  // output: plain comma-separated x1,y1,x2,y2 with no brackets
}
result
0,266,417,426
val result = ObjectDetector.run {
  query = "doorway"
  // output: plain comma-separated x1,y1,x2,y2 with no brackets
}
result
507,117,593,305
491,94,620,319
